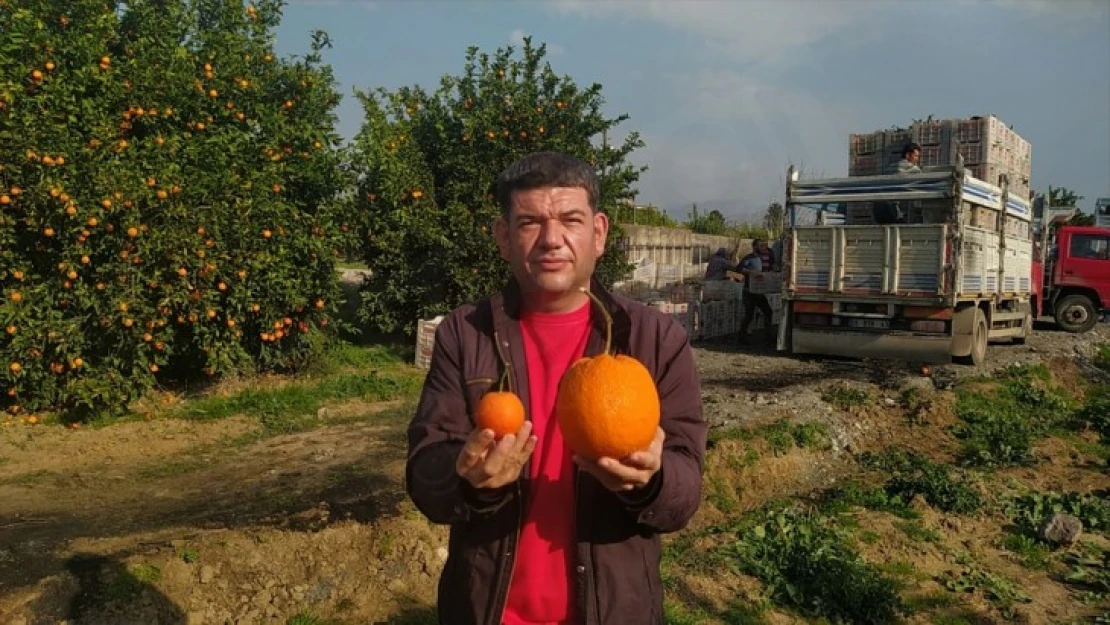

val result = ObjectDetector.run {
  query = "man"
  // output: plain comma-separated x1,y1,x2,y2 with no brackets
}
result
406,151,707,625
889,142,922,174
874,142,922,224
704,246,734,280
737,239,775,343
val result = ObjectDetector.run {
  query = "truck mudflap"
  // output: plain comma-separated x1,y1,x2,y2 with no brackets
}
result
790,327,954,364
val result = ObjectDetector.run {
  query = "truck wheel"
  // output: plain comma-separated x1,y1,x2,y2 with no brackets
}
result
1055,295,1098,333
1013,312,1033,345
955,309,988,366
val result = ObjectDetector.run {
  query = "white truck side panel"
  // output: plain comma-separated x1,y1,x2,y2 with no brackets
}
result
959,227,1000,296
791,225,945,296
1001,235,1033,294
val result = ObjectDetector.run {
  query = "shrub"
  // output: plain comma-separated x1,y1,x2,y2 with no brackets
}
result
0,0,348,418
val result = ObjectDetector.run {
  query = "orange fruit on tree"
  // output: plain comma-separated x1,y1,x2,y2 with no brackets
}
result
553,288,660,461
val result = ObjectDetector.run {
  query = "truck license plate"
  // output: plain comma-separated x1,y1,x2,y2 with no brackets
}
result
847,318,890,329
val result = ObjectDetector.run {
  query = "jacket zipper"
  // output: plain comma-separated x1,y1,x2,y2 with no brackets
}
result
491,329,523,625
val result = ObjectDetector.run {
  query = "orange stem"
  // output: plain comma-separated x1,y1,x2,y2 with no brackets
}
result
579,286,612,355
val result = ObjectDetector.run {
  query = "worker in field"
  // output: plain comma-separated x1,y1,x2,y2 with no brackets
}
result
405,151,707,625
704,246,735,280
737,239,775,344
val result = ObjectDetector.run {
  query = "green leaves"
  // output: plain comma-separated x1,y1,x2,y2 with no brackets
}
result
0,0,346,419
347,35,642,335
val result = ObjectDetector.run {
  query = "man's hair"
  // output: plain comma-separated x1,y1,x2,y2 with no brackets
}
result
902,142,921,158
495,151,599,217
752,238,765,248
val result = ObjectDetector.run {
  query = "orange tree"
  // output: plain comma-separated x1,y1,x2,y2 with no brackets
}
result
0,0,348,419
346,37,644,335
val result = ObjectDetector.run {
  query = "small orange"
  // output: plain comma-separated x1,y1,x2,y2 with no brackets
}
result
475,390,526,438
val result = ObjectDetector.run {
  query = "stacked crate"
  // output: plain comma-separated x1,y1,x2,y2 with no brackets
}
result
848,115,1031,199
414,316,445,369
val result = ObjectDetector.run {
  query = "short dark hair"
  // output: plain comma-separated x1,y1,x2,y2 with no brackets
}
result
902,142,921,158
495,151,599,217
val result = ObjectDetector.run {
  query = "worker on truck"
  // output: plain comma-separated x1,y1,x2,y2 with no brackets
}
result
889,142,922,174
874,142,924,225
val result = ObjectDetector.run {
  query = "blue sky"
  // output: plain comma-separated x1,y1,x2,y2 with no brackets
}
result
274,0,1110,221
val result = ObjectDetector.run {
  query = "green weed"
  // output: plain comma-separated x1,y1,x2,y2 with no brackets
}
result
953,364,1074,467
860,449,982,514
998,534,1052,569
941,564,1030,617
1006,490,1110,539
721,506,904,624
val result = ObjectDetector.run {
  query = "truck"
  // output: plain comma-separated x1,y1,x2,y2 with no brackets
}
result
1096,197,1110,228
1036,222,1110,333
776,163,1036,366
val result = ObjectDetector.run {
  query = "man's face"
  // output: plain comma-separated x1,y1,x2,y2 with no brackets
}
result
494,186,609,301
908,149,921,164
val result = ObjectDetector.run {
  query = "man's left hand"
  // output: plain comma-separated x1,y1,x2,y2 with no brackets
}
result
574,427,664,492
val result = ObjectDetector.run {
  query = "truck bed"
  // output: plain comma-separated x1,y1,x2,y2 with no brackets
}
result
791,225,948,300
789,224,1033,301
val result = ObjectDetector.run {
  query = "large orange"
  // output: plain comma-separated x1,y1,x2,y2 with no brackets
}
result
554,288,660,460
475,390,525,438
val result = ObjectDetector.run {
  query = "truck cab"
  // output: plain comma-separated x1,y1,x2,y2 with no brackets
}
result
1039,225,1110,333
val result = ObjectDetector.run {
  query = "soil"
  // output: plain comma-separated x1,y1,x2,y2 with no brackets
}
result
1,323,1107,625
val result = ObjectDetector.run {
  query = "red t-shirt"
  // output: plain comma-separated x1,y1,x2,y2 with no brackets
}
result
502,299,592,625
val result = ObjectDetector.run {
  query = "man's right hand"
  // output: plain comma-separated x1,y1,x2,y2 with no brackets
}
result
455,422,537,490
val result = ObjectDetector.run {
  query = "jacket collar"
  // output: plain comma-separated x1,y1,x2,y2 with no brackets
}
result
490,276,632,357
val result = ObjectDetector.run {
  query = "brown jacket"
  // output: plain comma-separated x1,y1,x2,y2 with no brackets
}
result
405,278,707,625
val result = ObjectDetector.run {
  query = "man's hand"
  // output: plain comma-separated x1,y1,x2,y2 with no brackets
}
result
455,421,536,490
574,427,665,492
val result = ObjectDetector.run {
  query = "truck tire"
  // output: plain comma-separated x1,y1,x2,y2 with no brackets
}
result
1054,295,1098,334
955,308,988,366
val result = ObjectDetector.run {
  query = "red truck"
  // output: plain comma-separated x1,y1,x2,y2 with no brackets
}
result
1034,224,1110,333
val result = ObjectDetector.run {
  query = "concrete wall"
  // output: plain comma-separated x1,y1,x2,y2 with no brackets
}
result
614,225,760,290
618,224,743,265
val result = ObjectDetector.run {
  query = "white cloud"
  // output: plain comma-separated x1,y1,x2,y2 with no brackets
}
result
548,0,887,70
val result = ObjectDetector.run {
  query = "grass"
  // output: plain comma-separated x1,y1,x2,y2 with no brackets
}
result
176,371,417,423
1094,343,1110,373
822,383,873,410
103,563,162,603
709,420,830,456
998,534,1053,569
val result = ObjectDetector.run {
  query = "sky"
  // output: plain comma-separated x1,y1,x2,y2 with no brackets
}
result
274,0,1110,221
